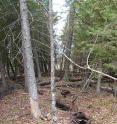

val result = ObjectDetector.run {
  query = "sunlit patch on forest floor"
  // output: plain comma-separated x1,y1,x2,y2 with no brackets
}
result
0,80,117,124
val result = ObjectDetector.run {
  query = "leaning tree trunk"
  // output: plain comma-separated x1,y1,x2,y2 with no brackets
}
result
19,0,41,119
49,0,57,123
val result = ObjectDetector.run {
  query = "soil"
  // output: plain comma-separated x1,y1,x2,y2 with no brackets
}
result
0,79,117,124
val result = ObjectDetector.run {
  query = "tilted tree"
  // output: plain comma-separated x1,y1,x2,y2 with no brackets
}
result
19,0,41,119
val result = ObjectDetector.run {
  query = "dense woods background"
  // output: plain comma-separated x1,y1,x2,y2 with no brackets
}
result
0,0,117,124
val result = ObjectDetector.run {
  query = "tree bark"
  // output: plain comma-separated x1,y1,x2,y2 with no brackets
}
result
0,59,7,91
96,60,102,94
64,3,75,80
8,57,16,79
49,0,57,123
34,48,41,81
19,0,41,119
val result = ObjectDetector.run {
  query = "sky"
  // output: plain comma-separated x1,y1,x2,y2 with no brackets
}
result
53,0,68,38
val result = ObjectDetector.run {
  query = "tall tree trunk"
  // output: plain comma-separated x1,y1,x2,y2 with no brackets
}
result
34,48,41,81
60,47,65,72
6,61,10,79
43,61,48,73
49,0,57,123
96,60,102,94
19,0,41,119
0,59,7,91
64,3,75,80
8,58,16,79
48,58,51,72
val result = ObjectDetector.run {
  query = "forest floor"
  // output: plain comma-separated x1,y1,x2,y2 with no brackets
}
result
0,77,117,124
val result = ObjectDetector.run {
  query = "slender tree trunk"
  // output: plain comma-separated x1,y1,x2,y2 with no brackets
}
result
60,47,65,72
64,4,75,80
96,60,102,94
59,54,65,80
43,61,48,73
48,58,51,72
0,60,7,91
34,48,41,81
60,55,64,71
19,0,41,119
14,61,18,80
8,58,16,79
42,61,46,73
96,72,102,94
40,59,43,72
49,0,57,123
7,63,10,78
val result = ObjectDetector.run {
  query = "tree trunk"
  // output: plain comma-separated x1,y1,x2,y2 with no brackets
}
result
49,0,57,123
64,3,75,81
8,57,16,79
96,60,102,94
43,61,48,73
34,48,41,81
19,0,41,119
0,60,7,91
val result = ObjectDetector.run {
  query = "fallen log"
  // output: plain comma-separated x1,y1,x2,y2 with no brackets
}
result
39,79,60,86
69,77,82,82
71,112,91,124
100,86,117,96
67,83,81,88
57,82,81,88
39,81,51,86
56,99,71,111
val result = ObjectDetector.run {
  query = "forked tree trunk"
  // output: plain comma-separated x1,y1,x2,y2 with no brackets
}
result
49,0,57,123
19,0,40,119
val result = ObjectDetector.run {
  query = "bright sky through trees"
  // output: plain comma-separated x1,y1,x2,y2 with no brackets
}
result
53,0,68,37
